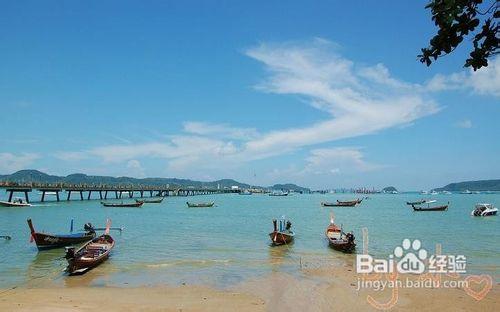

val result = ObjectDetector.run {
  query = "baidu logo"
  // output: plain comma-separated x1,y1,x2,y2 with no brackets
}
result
356,238,466,274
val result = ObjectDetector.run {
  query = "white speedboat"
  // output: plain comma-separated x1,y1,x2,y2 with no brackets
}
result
0,197,32,207
461,190,472,194
471,203,498,217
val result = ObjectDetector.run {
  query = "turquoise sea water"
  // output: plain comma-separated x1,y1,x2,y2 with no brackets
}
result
0,193,498,288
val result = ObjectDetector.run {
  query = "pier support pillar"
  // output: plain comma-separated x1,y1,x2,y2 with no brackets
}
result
79,191,83,201
24,191,29,203
115,191,118,199
67,191,72,201
87,191,92,200
41,191,46,202
129,191,133,198
7,191,13,202
99,191,103,200
56,191,60,202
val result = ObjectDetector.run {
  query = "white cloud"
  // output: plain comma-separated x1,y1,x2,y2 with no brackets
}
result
183,122,259,140
243,39,439,157
126,159,146,178
456,119,472,129
303,147,380,175
425,56,500,97
53,38,441,179
0,153,39,173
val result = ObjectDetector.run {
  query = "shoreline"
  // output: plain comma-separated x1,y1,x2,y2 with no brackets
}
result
1,262,498,311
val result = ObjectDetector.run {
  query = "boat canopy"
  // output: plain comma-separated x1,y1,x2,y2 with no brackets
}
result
475,203,492,209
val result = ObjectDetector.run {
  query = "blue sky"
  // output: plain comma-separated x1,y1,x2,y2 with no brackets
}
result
1,1,499,190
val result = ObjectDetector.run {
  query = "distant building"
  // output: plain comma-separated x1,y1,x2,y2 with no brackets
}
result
231,185,239,190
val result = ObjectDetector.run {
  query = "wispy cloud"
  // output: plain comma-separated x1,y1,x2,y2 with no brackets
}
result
455,119,472,129
51,38,442,179
126,159,146,178
303,147,380,175
0,153,39,174
243,38,439,157
183,122,259,140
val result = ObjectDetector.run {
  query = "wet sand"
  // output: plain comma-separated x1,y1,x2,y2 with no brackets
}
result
1,263,498,311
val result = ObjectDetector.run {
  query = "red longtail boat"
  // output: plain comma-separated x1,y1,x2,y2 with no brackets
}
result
28,219,96,250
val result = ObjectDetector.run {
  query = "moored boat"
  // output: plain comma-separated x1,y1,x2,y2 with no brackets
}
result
101,201,143,207
186,201,214,208
269,191,288,196
471,203,498,216
269,217,295,246
65,220,114,275
406,199,429,206
0,198,32,207
135,197,164,204
28,219,96,250
412,200,449,211
321,201,355,207
325,215,356,253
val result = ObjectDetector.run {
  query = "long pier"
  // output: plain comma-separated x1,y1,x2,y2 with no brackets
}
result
1,184,238,203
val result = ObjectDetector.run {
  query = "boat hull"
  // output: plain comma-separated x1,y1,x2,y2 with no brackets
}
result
66,234,114,275
186,202,214,208
0,201,31,207
327,239,356,253
322,202,357,207
269,231,294,246
32,232,95,250
412,205,448,211
136,198,163,204
325,224,356,253
101,202,143,207
27,219,95,250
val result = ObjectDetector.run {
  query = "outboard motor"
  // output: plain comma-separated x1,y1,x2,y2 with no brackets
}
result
347,232,355,243
65,247,76,259
84,223,95,234
286,221,292,231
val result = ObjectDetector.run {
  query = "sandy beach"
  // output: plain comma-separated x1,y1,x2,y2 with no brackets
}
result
1,262,498,311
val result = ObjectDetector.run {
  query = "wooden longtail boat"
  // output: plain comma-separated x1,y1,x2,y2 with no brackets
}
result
269,218,295,246
136,197,164,204
321,201,356,207
325,215,356,253
322,198,362,207
65,220,114,275
186,202,214,208
28,219,96,250
269,191,288,196
412,201,449,211
101,201,143,207
0,198,32,207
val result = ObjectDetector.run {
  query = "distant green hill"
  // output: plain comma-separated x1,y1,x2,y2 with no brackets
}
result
271,183,310,193
0,170,310,192
434,179,500,192
382,186,398,193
